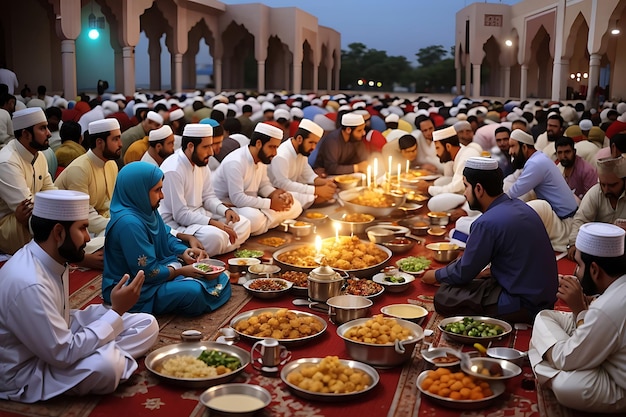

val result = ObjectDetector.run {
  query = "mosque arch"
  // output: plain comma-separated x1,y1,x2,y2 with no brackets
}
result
266,35,291,91
481,36,501,97
302,40,314,91
137,2,173,91
184,18,215,90
319,43,329,91
221,20,255,90
562,13,590,100
527,25,552,98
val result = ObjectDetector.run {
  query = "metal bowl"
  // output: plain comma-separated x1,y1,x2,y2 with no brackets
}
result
230,307,327,346
303,211,329,225
280,357,379,402
486,347,528,367
283,220,314,238
144,341,250,388
426,242,461,263
338,187,406,217
372,272,415,293
438,316,513,344
334,173,365,190
273,240,392,278
380,303,428,323
382,237,415,254
366,225,410,244
228,257,261,273
336,317,424,367
243,278,293,299
329,212,376,235
326,295,373,325
427,211,451,226
200,383,271,416
461,357,522,380
398,215,430,235
247,263,281,278
421,347,462,367
416,370,505,409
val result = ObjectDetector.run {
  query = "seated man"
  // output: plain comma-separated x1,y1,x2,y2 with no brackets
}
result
529,222,626,413
213,123,302,236
140,125,175,167
103,162,230,316
421,157,558,323
0,190,158,402
382,134,420,172
268,119,336,209
311,113,369,176
159,124,250,256
555,136,597,201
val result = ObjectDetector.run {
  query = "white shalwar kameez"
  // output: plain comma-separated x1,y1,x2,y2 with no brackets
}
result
268,140,318,209
159,149,251,256
529,275,626,413
213,146,302,236
0,241,158,403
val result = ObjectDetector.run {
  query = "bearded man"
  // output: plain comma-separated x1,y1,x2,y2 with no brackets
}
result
555,136,597,200
421,157,557,323
213,123,302,236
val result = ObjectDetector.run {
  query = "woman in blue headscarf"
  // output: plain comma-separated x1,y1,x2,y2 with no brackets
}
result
102,162,231,316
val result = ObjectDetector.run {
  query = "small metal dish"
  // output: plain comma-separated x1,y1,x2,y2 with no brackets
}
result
486,347,528,367
200,383,271,416
461,357,522,380
247,263,281,278
438,316,512,344
380,303,428,322
416,370,505,409
382,237,415,254
427,226,447,236
427,211,451,226
243,277,293,299
334,173,364,190
421,347,463,367
426,242,461,263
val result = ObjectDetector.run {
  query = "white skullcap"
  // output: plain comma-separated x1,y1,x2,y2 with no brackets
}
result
617,102,626,115
453,120,472,132
169,108,184,121
88,118,120,134
213,102,228,116
183,123,212,137
254,122,283,139
149,125,173,142
27,98,46,110
597,156,626,178
12,108,47,130
133,103,148,112
146,111,164,125
352,101,365,110
290,107,304,119
341,113,365,127
432,126,457,141
101,100,119,116
456,113,468,121
261,101,275,111
274,109,291,121
600,108,611,123
110,93,126,102
298,119,324,137
53,98,69,109
579,119,593,131
33,190,89,221
385,113,400,123
465,157,498,170
510,129,534,145
338,104,352,113
576,222,625,258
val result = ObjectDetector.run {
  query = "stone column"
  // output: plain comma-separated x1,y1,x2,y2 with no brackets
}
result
61,40,77,99
214,59,222,93
472,64,481,98
326,66,333,91
520,65,528,100
257,60,265,93
465,58,471,96
312,65,319,93
551,0,567,101
122,46,135,97
293,63,302,93
148,40,161,91
456,66,462,97
586,53,602,110
503,66,511,99
173,53,183,93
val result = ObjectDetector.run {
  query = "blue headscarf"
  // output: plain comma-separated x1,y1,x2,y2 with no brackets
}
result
108,161,164,237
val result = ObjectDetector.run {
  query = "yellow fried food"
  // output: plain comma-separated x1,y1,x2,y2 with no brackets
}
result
286,356,372,394
233,309,323,339
343,314,413,344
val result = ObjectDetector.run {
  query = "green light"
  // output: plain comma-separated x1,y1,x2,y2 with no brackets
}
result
88,29,99,40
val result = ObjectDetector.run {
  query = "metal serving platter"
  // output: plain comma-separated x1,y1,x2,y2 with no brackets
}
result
280,357,379,402
144,341,250,388
416,370,505,409
229,307,327,346
438,316,512,344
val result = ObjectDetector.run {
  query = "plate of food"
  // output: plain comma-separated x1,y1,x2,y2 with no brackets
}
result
372,271,415,293
421,347,463,367
343,278,384,298
461,357,522,381
416,369,505,409
243,278,292,299
193,260,226,278
230,308,327,346
257,236,288,247
396,256,431,275
281,356,379,402
233,249,264,258
280,270,309,296
144,341,250,388
438,316,512,344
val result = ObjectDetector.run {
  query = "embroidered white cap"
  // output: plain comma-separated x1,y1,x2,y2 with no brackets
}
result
298,119,324,138
385,113,399,123
510,129,534,145
12,108,47,130
579,119,593,131
149,125,173,142
146,111,164,125
89,118,120,134
341,113,365,127
432,126,457,142
465,157,498,171
183,123,212,137
33,190,90,221
254,122,283,139
576,222,625,258
274,109,291,121
169,108,184,121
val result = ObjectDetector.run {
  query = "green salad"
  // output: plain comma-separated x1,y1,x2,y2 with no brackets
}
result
443,317,505,338
197,350,241,371
234,249,264,258
396,256,431,273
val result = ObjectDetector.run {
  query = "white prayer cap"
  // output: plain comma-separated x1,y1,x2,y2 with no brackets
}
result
338,104,352,113
579,119,593,131
101,100,119,116
183,123,212,137
12,108,47,130
385,113,399,123
169,108,184,121
465,157,498,171
110,93,126,102
298,119,324,137
33,190,89,221
53,97,68,109
88,118,120,134
149,125,173,142
290,107,304,119
27,98,46,110
432,126,457,141
341,113,365,127
453,120,472,132
597,156,626,178
133,102,148,112
254,122,283,139
213,102,228,116
146,111,164,125
576,222,625,258
274,109,291,121
510,129,534,145
617,102,626,115
352,101,366,109
261,101,275,111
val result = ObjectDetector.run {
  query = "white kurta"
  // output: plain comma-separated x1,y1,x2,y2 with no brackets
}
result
213,147,302,235
268,140,318,209
140,150,159,167
159,149,251,255
0,241,158,403
529,275,626,413
428,145,481,196
411,130,444,173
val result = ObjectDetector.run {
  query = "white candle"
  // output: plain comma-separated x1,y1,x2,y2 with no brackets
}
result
334,222,340,242
406,160,410,174
397,163,401,188
315,235,322,256
388,156,392,175
367,165,372,189
373,158,379,185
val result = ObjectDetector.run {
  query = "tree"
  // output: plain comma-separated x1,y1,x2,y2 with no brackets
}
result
340,43,413,90
416,45,447,67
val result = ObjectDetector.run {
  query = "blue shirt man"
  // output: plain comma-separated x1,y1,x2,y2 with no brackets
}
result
422,157,558,323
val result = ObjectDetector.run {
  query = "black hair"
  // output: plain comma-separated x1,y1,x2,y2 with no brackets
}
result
242,104,252,113
610,133,626,153
181,135,203,150
295,127,313,139
463,167,504,196
223,117,242,134
0,93,15,107
580,251,626,279
414,115,433,129
153,103,167,113
31,215,73,243
398,134,417,150
555,136,575,150
212,124,224,137
45,106,62,120
60,121,82,143
495,126,510,136
548,113,564,127
85,130,111,150
210,109,225,124
14,126,34,140
250,131,273,147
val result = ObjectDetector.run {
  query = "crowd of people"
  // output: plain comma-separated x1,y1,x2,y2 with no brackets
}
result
0,83,625,412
